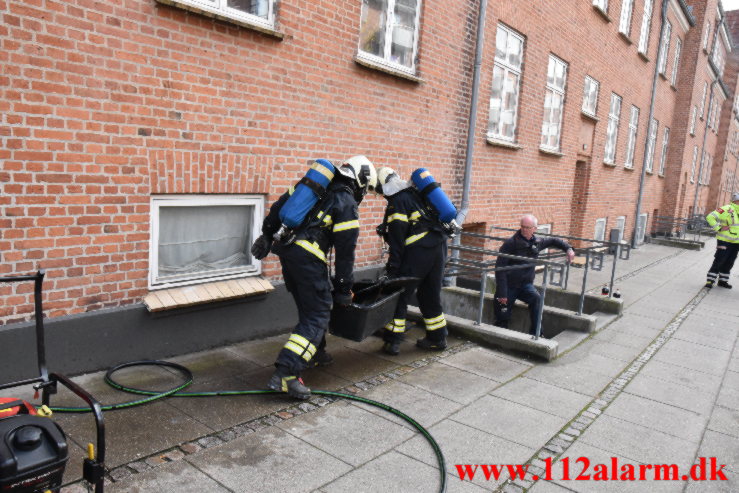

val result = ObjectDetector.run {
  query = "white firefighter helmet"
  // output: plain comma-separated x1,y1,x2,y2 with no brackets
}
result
340,155,378,194
376,167,398,195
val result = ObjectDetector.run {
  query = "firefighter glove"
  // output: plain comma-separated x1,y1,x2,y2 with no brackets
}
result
251,235,272,260
333,291,353,307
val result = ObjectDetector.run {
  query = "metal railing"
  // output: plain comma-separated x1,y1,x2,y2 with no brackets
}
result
650,215,709,243
445,228,632,338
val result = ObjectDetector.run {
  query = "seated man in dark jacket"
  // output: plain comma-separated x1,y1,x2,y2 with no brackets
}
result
494,214,574,337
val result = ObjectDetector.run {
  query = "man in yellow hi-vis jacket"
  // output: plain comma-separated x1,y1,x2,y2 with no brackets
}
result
705,192,739,289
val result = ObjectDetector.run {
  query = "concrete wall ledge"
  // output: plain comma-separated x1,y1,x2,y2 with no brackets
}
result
647,237,703,250
441,286,597,334
408,307,557,361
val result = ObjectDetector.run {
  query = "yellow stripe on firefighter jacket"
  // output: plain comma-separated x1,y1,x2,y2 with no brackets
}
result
706,203,739,244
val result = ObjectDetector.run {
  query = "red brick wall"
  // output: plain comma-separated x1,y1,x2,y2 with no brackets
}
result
0,0,731,324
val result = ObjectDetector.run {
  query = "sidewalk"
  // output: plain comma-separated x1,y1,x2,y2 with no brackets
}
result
3,240,738,492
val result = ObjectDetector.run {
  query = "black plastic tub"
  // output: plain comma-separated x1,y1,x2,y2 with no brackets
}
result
329,278,418,342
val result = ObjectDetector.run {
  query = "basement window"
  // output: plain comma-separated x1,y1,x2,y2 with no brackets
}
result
156,0,277,34
149,195,264,290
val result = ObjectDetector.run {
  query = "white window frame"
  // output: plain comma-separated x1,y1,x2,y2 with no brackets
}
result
594,218,607,242
658,127,669,176
615,216,626,243
540,55,568,152
636,213,648,245
657,21,671,75
711,40,726,78
149,195,264,290
638,0,654,55
671,38,682,86
158,0,276,31
357,0,423,75
690,145,698,183
582,76,599,117
604,93,622,164
593,0,608,13
702,21,711,51
488,24,525,142
645,118,658,173
700,82,708,118
624,105,639,168
619,0,634,37
690,106,697,135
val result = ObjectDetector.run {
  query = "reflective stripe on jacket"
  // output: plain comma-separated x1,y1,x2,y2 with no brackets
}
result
706,203,739,244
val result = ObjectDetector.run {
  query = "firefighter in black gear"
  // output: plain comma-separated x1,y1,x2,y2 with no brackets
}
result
376,167,450,356
494,214,575,337
251,156,377,400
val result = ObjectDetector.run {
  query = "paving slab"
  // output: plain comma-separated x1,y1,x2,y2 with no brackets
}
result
226,333,289,367
439,346,532,383
693,430,739,475
624,372,718,415
524,361,620,396
591,328,656,349
707,405,739,439
450,395,569,449
276,401,415,466
578,414,698,469
567,340,643,364
396,419,535,489
684,470,739,492
348,379,463,428
528,480,578,492
56,400,212,467
105,458,230,492
187,426,353,493
320,451,488,493
166,346,262,384
551,440,685,492
396,361,499,404
602,392,707,442
715,370,739,412
489,376,593,419
635,359,724,394
652,339,731,376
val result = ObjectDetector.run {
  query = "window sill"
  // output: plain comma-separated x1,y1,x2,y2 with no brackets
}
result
603,160,617,167
487,137,522,149
646,170,654,175
638,51,650,62
624,165,635,170
670,84,678,92
618,32,633,45
658,173,665,178
592,5,612,22
156,0,284,39
143,277,274,312
539,146,564,157
581,111,599,121
659,72,668,80
354,54,423,83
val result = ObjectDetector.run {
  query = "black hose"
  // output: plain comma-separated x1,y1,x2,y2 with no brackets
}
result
49,360,448,493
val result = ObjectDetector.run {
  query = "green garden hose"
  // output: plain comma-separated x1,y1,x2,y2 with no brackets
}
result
50,360,448,493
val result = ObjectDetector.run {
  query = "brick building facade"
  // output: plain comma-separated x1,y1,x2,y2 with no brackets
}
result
1,0,737,373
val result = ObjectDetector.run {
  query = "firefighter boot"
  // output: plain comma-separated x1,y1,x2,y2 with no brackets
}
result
705,280,714,289
382,341,401,356
717,280,733,289
267,371,311,400
310,350,334,367
416,337,447,351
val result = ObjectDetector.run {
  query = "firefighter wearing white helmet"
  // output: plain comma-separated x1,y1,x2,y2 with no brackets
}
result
375,166,450,356
705,191,739,289
253,155,376,400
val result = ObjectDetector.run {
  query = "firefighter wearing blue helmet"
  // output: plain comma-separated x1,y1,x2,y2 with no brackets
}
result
251,156,377,399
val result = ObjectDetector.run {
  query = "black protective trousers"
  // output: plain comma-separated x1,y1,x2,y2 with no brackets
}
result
707,240,739,283
275,244,332,375
386,240,447,344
